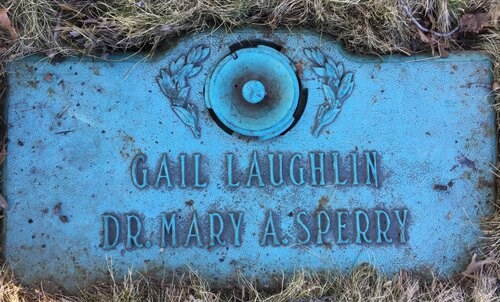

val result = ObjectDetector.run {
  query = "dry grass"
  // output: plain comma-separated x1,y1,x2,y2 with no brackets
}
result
0,0,499,301
0,264,30,302
0,0,496,57
1,264,500,301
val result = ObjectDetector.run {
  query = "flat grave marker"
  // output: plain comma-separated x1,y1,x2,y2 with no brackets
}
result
3,30,496,291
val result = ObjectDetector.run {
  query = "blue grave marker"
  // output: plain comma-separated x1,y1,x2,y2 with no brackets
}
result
3,29,496,291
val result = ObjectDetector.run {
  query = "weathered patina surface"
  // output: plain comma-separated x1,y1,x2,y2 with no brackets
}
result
3,30,496,291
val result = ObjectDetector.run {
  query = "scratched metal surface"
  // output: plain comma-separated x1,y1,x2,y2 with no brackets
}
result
3,29,496,291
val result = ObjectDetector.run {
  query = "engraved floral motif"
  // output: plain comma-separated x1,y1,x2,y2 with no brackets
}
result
304,48,355,137
157,46,210,138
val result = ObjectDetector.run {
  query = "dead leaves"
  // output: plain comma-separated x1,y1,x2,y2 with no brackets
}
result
407,0,496,58
493,82,500,93
415,10,492,58
417,29,430,44
0,8,16,39
416,29,450,58
461,253,496,279
460,13,490,34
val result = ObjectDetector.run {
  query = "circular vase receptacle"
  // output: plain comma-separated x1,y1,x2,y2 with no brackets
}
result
205,44,303,140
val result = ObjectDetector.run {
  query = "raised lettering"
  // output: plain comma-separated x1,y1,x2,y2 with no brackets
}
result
161,213,177,247
126,214,144,249
337,211,350,244
355,210,371,244
333,152,347,185
395,209,409,243
316,211,330,245
375,210,392,243
260,210,279,246
296,211,310,244
102,214,120,249
290,154,305,185
131,154,148,189
309,152,325,186
226,153,240,187
209,212,225,246
179,154,186,188
268,153,284,186
365,151,378,187
194,153,208,187
351,153,359,185
229,212,243,246
154,153,173,188
185,211,203,247
247,151,264,187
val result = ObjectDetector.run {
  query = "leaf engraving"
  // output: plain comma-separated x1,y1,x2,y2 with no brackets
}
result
322,85,336,105
313,104,340,138
335,62,344,78
337,72,354,101
187,47,201,64
172,105,200,138
157,69,176,99
312,50,325,66
157,45,210,138
188,66,202,77
325,62,337,79
170,56,185,74
304,48,355,137
179,63,194,78
312,67,326,77
177,87,190,104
